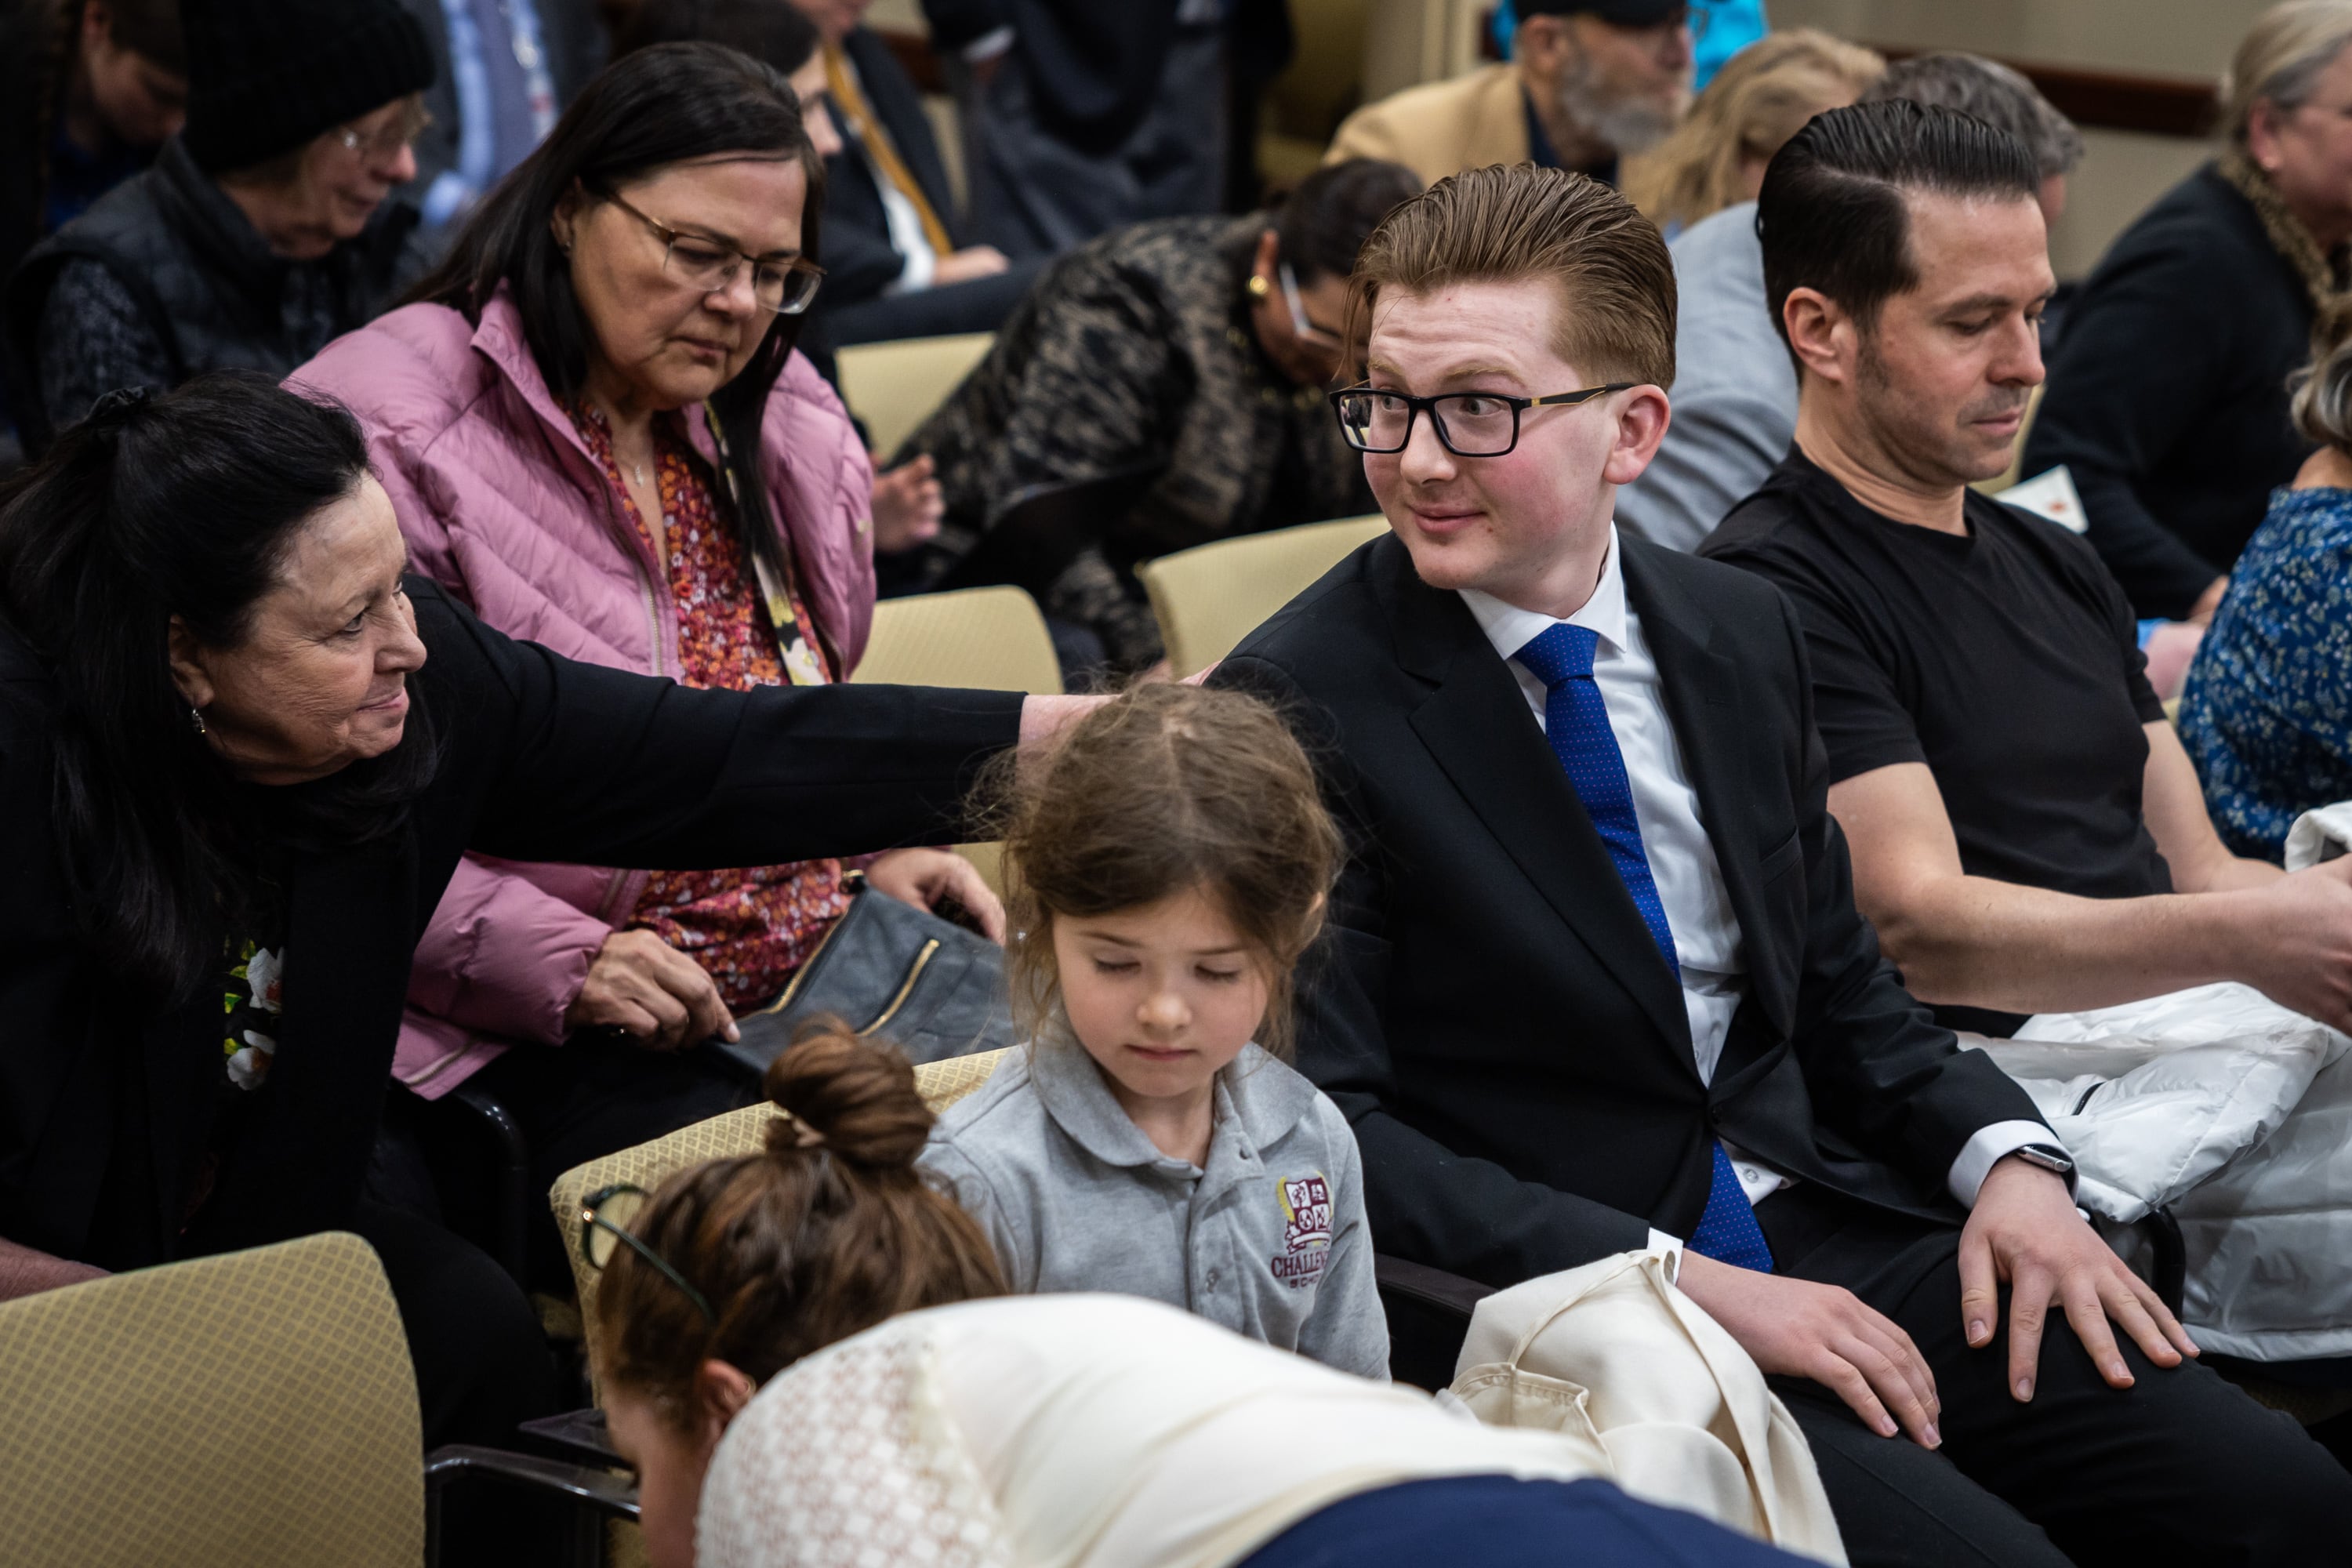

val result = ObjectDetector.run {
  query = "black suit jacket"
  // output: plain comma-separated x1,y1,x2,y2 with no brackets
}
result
1214,533,2049,1288
922,0,1181,152
820,26,968,311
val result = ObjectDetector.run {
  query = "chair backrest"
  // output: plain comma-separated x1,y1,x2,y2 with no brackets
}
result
1136,515,1391,676
0,1232,423,1568
836,332,996,461
851,586,1062,891
851,585,1064,697
551,1049,1011,1382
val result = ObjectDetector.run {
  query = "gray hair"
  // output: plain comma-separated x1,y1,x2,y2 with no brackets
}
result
2223,1,2352,151
1863,53,2084,180
2292,299,2352,450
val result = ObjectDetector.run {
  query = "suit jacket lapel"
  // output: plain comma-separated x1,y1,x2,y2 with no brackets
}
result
1624,543,1792,1038
1383,554,1696,1061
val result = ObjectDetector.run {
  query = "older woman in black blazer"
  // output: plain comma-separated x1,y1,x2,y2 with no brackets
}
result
0,373,1061,1449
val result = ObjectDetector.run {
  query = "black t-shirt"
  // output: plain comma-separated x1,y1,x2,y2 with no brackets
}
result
1701,449,2172,1029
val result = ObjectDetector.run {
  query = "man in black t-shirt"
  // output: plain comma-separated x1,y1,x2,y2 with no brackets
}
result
1699,100,2352,1040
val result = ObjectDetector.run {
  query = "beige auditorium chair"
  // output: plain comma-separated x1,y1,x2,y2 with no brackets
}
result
851,583,1062,697
550,1049,1010,1380
1136,514,1391,677
0,1231,631,1568
852,586,1063,892
835,331,996,460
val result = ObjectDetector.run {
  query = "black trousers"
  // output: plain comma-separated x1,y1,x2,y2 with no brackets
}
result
1756,1186,2351,1567
345,1199,557,1451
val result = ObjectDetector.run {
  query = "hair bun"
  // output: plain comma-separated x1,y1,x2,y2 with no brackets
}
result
761,1022,934,1169
85,386,154,426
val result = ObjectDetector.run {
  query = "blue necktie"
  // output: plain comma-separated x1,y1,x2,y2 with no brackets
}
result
1515,622,1773,1274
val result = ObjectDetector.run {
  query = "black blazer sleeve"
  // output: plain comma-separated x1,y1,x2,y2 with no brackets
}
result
1218,653,1660,1283
814,154,916,310
918,0,1010,54
412,579,1023,869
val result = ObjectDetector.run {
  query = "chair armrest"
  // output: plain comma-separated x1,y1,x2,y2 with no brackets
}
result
517,1407,623,1467
1374,1253,1494,1321
426,1444,638,1567
1374,1254,1496,1392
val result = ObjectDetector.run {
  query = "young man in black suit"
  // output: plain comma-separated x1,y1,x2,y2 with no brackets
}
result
1214,162,2349,1566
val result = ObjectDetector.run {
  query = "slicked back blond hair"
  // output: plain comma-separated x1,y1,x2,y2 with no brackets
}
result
1344,163,1677,391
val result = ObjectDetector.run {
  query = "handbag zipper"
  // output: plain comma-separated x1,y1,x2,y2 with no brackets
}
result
860,940,941,1036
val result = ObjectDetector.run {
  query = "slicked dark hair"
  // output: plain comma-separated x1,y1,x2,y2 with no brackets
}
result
1757,100,2039,362
405,42,822,597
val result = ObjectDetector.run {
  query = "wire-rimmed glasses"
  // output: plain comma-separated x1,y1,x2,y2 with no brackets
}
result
332,100,433,162
601,187,826,316
1278,260,1344,353
1329,383,1637,457
579,1181,715,1324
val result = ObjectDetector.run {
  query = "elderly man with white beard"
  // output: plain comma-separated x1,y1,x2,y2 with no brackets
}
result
1325,0,1693,189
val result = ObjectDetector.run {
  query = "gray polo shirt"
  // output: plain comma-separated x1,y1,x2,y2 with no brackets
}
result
920,1038,1389,1381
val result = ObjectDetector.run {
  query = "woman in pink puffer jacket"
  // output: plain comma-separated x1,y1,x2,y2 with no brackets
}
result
292,44,992,1277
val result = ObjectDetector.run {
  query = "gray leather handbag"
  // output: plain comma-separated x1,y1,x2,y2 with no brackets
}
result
717,875,1016,1075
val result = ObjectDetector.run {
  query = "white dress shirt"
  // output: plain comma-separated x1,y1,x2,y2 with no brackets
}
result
1459,526,2060,1250
832,51,942,296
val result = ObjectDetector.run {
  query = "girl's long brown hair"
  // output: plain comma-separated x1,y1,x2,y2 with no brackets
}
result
985,681,1342,1059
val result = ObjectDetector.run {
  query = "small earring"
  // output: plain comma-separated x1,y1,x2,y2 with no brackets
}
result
189,705,207,736
1247,274,1272,299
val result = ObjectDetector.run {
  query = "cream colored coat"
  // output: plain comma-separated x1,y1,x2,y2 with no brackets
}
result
1324,63,1533,186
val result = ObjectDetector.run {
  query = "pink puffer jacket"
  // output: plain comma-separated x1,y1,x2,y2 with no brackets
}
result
292,290,877,1098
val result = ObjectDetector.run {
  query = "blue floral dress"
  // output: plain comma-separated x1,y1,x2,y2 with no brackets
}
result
2178,485,2352,860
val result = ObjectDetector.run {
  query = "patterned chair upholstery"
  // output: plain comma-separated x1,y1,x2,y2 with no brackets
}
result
0,1232,424,1568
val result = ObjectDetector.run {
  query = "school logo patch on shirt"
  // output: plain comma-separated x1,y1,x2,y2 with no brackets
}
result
1271,1173,1333,1290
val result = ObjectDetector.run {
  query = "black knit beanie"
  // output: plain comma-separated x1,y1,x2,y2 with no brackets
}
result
180,0,436,173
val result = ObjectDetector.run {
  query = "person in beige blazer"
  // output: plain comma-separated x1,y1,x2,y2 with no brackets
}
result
1327,0,1694,187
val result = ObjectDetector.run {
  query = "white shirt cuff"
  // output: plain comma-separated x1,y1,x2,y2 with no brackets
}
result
1648,1229,1684,1283
889,240,938,296
1948,1120,2071,1207
962,25,1014,63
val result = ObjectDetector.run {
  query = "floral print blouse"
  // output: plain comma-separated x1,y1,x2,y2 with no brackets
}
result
2179,485,2352,861
572,403,853,1007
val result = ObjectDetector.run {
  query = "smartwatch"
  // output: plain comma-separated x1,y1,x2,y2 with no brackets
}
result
2006,1144,2076,1180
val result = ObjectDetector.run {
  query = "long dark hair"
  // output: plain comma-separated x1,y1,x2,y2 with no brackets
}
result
405,40,824,595
24,0,186,243
0,373,436,1010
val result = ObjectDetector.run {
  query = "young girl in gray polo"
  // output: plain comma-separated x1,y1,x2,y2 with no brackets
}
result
919,684,1388,1379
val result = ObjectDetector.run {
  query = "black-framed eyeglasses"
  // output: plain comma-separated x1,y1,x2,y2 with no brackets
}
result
579,1182,715,1324
1330,383,1637,457
598,187,826,316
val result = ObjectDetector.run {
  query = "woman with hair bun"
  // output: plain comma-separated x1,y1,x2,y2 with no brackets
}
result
2179,295,2352,858
592,1029,1808,1568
